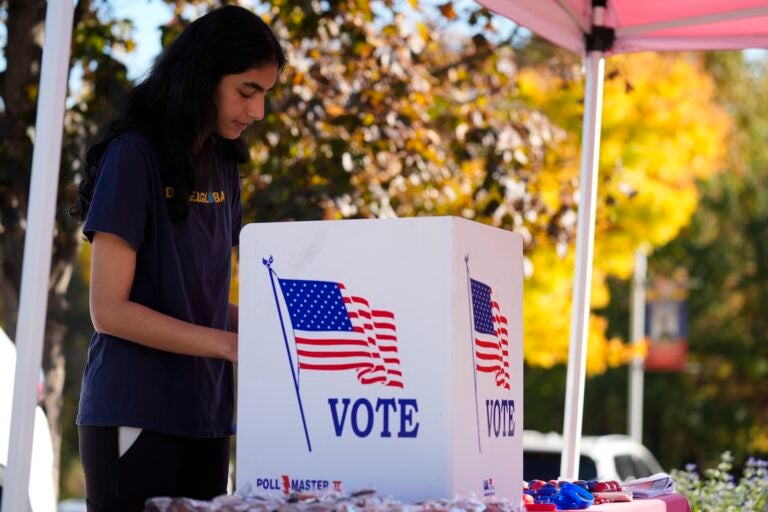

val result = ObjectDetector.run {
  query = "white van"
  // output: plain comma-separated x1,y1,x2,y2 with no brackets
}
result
523,429,664,482
0,327,57,512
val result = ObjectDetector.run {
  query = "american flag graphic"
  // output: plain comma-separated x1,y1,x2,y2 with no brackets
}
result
278,278,404,388
470,278,510,389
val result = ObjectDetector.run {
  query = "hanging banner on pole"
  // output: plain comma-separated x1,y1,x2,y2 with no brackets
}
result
644,275,688,372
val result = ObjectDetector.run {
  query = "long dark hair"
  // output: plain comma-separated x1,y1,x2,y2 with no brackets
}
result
72,5,286,222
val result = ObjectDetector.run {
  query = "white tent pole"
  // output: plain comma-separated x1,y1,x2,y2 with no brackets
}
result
560,48,605,480
628,249,647,443
2,1,74,511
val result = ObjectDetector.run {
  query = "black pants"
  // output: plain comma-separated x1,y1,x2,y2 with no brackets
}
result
78,426,230,512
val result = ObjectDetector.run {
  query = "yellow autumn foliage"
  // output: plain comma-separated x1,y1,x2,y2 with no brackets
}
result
519,53,729,374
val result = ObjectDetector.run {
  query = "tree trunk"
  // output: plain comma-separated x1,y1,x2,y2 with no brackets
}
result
0,233,21,338
45,229,79,498
42,318,67,499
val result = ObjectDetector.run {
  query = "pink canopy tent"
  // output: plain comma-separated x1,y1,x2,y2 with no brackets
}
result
472,0,768,479
479,0,768,53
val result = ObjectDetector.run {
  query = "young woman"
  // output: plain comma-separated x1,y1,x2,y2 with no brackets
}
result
71,6,286,511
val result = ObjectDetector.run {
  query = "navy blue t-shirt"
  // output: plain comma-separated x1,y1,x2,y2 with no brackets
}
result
76,133,242,438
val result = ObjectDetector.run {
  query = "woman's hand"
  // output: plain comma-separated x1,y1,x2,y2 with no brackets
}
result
90,231,237,362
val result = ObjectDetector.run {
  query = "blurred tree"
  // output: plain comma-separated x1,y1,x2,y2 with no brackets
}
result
240,1,567,232
234,2,591,361
640,51,768,469
516,52,729,375
0,0,132,492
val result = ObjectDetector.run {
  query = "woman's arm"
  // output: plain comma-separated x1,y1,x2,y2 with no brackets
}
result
89,231,237,362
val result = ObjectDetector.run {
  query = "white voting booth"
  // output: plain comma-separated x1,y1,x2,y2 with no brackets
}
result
237,216,523,503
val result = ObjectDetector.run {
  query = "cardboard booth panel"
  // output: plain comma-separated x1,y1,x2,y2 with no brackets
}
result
237,217,522,504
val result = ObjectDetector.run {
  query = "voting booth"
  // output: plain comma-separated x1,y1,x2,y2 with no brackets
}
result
237,217,523,504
